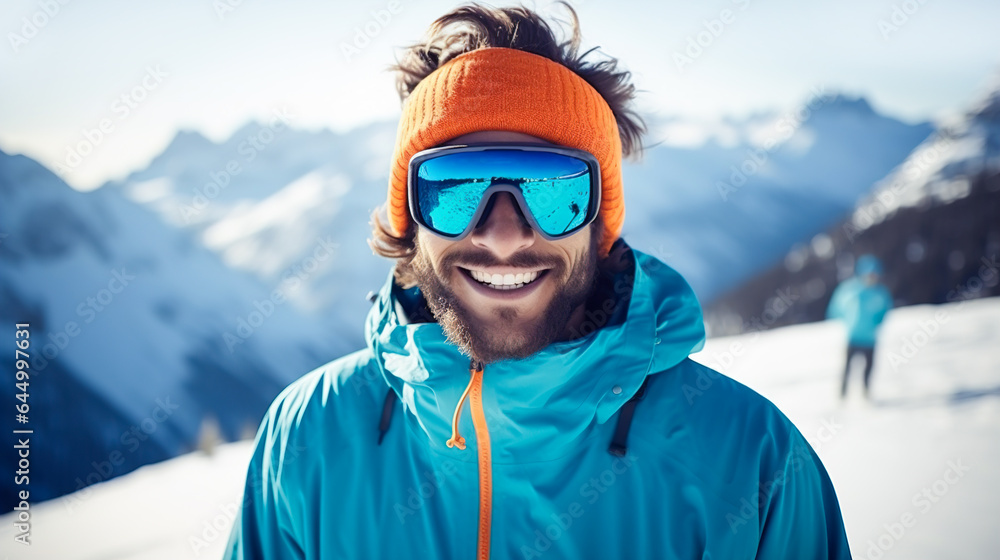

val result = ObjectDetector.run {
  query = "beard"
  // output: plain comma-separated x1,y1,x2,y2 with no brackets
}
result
408,236,600,365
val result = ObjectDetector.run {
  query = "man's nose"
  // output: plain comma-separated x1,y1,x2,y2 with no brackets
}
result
469,192,536,259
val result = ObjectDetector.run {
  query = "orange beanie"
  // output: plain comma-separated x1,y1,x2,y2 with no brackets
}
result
387,47,624,257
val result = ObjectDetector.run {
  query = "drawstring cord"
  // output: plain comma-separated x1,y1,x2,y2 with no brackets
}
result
446,359,484,450
377,390,398,445
608,379,648,456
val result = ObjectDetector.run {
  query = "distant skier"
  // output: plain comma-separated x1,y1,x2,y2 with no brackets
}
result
826,254,893,398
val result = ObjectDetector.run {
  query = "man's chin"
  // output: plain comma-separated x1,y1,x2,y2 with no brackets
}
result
441,299,556,364
456,283,551,322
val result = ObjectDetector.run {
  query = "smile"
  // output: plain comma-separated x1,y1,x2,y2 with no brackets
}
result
458,267,551,295
467,268,545,290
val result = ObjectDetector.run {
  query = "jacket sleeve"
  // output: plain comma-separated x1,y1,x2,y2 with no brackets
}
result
223,410,304,560
754,427,852,559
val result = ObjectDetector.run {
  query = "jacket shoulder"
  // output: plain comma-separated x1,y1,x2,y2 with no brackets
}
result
654,360,849,557
640,358,810,479
257,348,386,448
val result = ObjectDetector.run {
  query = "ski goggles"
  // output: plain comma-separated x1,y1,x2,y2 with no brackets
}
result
407,142,602,241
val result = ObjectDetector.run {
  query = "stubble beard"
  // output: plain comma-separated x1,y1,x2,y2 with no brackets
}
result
408,240,599,365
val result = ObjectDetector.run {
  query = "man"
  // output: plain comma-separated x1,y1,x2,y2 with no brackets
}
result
225,4,851,558
827,254,893,399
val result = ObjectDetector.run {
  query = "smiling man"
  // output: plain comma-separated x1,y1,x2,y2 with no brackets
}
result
406,129,603,365
225,3,851,559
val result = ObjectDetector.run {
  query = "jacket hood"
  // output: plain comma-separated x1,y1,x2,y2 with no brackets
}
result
364,240,706,462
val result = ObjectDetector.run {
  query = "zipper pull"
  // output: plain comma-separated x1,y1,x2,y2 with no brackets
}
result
445,359,485,450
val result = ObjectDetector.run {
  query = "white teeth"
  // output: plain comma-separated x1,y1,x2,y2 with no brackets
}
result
468,268,543,289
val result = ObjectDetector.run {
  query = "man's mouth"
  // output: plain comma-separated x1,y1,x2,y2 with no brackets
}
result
460,267,550,291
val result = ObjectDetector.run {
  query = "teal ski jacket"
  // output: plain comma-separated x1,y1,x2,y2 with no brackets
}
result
826,256,893,347
225,241,851,559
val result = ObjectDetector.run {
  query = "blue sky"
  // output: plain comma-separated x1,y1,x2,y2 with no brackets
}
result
1,0,998,190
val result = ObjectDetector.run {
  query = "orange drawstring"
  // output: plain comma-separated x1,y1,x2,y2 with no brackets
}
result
446,365,479,450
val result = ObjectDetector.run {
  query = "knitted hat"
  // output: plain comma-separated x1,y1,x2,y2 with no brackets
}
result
387,47,624,257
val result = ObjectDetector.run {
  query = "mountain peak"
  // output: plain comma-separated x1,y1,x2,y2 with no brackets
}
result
813,93,876,116
229,120,268,141
165,129,214,152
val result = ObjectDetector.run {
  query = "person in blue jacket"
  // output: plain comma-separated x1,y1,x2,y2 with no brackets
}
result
826,254,893,399
225,4,851,558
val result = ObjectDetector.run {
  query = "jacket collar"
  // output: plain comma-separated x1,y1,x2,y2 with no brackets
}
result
365,240,706,462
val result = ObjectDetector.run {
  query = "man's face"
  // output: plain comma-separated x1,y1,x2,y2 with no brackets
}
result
408,130,600,364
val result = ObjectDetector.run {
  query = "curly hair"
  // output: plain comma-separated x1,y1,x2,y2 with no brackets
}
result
369,1,647,277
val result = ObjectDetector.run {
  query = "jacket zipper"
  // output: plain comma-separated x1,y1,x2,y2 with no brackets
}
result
446,360,492,560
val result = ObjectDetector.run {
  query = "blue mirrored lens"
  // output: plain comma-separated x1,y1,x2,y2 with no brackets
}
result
520,171,590,235
416,150,591,237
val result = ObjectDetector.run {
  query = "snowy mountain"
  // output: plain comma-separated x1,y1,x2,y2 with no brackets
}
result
705,82,1000,335
0,150,348,510
3,297,996,559
109,92,933,329
622,93,934,300
106,119,396,330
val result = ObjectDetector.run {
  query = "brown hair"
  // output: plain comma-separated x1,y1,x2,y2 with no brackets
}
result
369,1,647,274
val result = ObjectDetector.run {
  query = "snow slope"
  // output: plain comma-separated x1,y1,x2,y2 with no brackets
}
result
2,296,996,559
